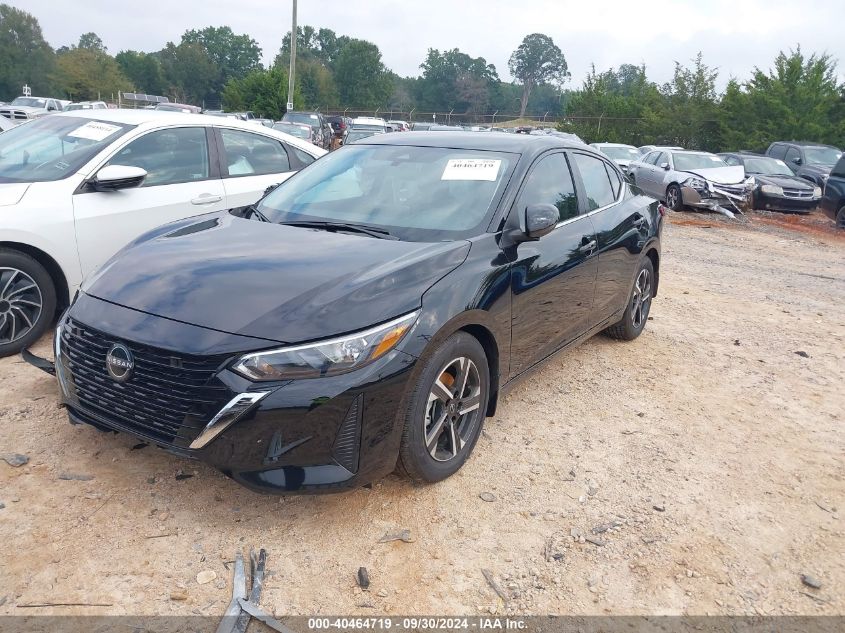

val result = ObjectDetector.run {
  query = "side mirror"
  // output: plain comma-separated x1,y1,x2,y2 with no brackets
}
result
523,203,558,240
660,162,670,170
792,156,802,165
91,165,147,191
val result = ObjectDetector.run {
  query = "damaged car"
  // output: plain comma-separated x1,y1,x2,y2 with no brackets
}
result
628,149,751,217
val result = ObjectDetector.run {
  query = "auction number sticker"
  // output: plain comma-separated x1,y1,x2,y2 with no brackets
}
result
67,121,122,142
441,158,501,181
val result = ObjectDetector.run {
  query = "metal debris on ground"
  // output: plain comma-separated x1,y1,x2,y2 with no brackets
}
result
216,548,286,633
378,529,414,543
357,567,370,589
1,453,29,467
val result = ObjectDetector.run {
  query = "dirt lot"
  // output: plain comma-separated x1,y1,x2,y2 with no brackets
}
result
0,210,843,619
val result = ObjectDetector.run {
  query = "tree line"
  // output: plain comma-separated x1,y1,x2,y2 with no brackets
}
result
1,3,843,151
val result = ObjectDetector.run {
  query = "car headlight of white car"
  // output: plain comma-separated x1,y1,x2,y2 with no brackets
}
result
683,177,708,191
760,184,784,196
232,311,419,381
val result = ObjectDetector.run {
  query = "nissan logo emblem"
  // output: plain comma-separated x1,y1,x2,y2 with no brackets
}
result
106,343,134,382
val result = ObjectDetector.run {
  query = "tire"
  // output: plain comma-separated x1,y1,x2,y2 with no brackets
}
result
837,206,845,229
666,184,683,211
0,248,57,358
397,331,490,483
604,257,655,341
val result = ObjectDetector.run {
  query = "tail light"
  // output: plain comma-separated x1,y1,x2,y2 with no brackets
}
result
658,204,667,217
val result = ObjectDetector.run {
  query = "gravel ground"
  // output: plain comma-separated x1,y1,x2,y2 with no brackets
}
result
0,211,842,619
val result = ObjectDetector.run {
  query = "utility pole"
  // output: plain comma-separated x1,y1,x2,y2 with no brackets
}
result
286,0,297,113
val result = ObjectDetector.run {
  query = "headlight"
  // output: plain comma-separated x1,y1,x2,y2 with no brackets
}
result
683,177,707,191
813,186,822,197
760,184,784,196
232,311,419,381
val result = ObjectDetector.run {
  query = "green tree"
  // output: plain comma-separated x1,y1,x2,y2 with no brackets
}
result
115,50,167,95
416,48,499,113
159,41,217,104
736,48,843,148
77,32,105,52
297,58,338,109
222,65,299,119
53,47,130,101
333,39,391,108
0,4,55,100
181,26,262,97
508,33,569,116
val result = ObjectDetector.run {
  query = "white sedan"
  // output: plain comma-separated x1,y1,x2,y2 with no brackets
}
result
0,109,325,356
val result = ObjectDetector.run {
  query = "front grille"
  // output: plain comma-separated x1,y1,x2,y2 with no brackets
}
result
60,318,232,445
0,110,30,121
713,184,747,197
782,187,814,199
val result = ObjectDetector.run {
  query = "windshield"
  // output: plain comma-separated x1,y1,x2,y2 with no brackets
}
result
803,147,842,165
257,145,515,241
284,112,319,126
673,152,727,171
0,115,134,183
346,131,382,143
10,97,47,108
742,157,793,176
352,124,385,131
600,146,640,160
273,123,310,139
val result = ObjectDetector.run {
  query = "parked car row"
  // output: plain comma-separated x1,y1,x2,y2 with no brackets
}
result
19,127,663,495
591,140,842,221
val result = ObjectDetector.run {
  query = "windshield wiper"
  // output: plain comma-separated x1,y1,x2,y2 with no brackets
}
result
279,220,399,240
243,205,271,222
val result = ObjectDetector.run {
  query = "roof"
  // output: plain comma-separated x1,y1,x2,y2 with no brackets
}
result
47,109,325,156
771,141,840,148
592,142,637,148
363,130,587,153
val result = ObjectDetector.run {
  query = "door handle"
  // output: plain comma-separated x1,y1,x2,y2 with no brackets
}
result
191,194,223,205
578,239,597,253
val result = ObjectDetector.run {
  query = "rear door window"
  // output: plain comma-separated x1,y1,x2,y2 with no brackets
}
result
220,128,291,177
573,153,617,211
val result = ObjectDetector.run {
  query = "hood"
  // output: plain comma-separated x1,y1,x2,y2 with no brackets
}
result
680,165,746,185
0,183,30,206
83,213,470,344
751,174,815,189
800,164,833,175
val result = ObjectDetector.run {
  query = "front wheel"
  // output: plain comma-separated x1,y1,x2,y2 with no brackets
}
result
397,332,489,483
666,184,683,211
0,248,57,357
604,257,654,341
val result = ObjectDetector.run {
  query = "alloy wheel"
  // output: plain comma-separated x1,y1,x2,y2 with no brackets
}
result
0,267,43,345
666,187,679,209
424,356,483,462
630,268,652,329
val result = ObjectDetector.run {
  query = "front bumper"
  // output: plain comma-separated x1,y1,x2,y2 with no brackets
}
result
681,184,750,216
41,299,419,494
753,191,819,213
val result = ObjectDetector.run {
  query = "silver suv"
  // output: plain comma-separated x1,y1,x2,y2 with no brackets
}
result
0,96,63,123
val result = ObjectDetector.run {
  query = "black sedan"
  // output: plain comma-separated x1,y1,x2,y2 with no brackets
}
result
28,133,663,494
720,153,822,212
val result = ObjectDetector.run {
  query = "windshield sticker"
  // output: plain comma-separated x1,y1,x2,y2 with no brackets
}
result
709,156,723,162
776,159,788,167
441,158,502,181
67,121,122,142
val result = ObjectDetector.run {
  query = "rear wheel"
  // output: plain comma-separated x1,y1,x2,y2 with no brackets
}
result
397,332,489,483
666,184,683,211
0,249,57,357
604,257,654,341
837,206,845,229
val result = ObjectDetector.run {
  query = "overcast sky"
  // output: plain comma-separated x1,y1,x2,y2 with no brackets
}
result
12,0,845,89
